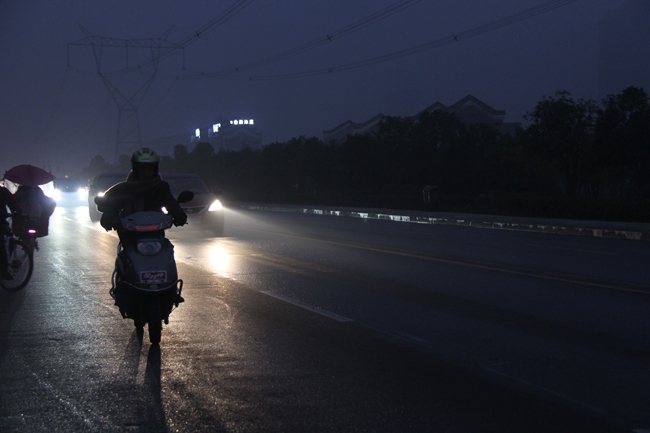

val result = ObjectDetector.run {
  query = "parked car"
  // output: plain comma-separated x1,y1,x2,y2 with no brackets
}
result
52,176,87,207
88,172,224,236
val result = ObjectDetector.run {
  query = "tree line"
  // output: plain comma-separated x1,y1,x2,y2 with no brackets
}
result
79,86,650,221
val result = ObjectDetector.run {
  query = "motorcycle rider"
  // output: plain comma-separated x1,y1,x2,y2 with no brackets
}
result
97,147,188,233
1,185,22,280
96,148,188,307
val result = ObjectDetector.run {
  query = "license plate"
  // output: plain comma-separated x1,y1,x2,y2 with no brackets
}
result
140,271,167,283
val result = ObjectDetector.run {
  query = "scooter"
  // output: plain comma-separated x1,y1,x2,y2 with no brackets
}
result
108,191,193,344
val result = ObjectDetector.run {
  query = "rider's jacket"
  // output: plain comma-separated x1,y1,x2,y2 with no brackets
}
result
1,187,21,234
14,185,55,220
0,187,20,220
11,186,55,238
96,177,186,231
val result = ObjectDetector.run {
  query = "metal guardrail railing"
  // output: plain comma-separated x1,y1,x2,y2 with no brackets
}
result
233,203,650,241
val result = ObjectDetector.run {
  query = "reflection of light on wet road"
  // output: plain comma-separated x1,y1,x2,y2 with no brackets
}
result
53,205,91,223
172,239,238,281
171,207,307,284
48,206,114,248
207,245,230,277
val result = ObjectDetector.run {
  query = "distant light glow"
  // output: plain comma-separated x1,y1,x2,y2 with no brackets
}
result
213,123,221,133
195,128,200,138
226,119,254,126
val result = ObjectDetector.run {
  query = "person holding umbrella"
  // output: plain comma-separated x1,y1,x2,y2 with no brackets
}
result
3,164,56,240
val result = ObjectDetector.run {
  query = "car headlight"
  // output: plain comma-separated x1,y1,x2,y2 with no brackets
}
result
208,200,222,211
52,189,61,200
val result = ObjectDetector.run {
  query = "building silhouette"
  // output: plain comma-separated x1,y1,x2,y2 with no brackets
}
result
191,118,262,151
322,95,521,144
143,117,263,156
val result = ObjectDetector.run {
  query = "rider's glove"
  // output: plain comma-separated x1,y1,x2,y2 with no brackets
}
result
173,212,187,227
100,215,114,231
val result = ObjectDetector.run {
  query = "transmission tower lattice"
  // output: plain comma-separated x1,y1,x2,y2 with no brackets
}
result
68,23,180,162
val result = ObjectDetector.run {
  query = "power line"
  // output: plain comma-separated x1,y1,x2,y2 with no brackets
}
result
189,0,425,76
67,0,256,75
167,0,581,81
130,0,255,70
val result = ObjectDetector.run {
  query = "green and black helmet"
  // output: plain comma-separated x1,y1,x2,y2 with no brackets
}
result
131,147,160,177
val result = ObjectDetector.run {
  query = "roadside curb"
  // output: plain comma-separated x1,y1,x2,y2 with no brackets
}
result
234,203,650,241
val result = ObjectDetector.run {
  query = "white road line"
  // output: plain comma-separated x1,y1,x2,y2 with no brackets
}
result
526,243,619,255
260,291,354,322
482,366,605,415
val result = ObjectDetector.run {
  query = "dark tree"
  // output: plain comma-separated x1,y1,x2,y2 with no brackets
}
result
411,110,467,193
596,86,650,198
524,91,598,198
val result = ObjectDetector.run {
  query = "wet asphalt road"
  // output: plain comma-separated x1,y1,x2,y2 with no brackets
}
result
0,205,648,432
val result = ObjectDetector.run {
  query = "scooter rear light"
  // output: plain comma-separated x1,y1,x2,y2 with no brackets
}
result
123,221,171,231
137,241,162,255
135,224,163,232
28,229,37,234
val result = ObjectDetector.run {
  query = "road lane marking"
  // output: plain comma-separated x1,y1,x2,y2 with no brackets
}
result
308,236,650,296
260,291,354,322
526,243,620,255
482,366,606,415
238,225,650,295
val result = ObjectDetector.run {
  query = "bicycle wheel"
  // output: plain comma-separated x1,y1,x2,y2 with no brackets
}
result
0,238,34,292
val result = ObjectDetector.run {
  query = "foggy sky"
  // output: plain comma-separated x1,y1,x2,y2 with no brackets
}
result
0,0,644,177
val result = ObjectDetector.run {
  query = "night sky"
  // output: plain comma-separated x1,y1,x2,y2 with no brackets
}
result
1,0,645,176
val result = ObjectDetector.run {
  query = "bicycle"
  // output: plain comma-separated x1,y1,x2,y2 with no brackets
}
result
0,215,35,292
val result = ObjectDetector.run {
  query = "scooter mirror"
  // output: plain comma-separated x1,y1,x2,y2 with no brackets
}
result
177,190,194,204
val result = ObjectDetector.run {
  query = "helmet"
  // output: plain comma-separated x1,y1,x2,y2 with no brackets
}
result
131,147,160,179
131,147,160,165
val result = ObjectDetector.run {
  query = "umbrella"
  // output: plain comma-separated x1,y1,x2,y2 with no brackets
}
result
4,164,56,187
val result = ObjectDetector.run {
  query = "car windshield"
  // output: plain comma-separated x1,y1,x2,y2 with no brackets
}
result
55,178,82,190
96,175,126,191
164,176,210,194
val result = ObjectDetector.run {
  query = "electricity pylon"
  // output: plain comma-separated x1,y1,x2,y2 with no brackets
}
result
68,23,180,162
